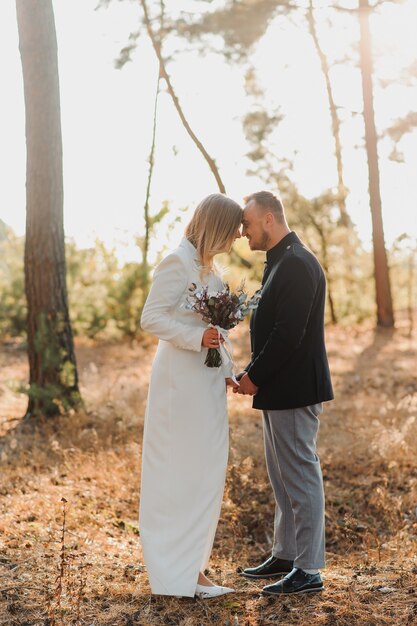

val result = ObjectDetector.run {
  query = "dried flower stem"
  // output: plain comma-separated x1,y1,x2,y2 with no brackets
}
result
54,497,68,621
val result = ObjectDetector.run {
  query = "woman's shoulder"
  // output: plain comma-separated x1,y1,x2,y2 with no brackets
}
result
156,249,187,273
155,240,196,275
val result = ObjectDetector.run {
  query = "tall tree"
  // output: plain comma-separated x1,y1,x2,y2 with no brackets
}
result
306,1,350,227
358,0,394,327
141,0,165,301
16,0,81,417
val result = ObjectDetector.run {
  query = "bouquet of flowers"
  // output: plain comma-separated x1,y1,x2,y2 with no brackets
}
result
185,282,262,367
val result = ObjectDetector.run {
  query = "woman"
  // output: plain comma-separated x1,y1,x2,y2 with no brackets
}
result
139,193,242,598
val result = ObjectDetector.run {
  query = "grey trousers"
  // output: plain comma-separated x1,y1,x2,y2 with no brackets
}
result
263,404,325,570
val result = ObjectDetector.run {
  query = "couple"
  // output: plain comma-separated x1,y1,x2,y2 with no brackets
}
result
139,191,333,599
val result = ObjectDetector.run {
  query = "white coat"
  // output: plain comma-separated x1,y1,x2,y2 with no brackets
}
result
139,237,232,597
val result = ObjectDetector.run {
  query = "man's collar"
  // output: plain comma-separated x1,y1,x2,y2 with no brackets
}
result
266,231,301,265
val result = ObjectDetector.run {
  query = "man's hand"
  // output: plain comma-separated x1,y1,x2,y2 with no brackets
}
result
237,373,258,396
232,372,245,393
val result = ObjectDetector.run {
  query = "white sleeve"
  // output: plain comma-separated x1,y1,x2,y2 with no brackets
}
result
221,356,234,379
140,253,205,352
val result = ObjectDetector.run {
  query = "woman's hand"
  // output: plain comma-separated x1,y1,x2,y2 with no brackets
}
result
226,377,239,392
202,327,225,349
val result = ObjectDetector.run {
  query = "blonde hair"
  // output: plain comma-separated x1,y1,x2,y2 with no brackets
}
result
185,193,242,276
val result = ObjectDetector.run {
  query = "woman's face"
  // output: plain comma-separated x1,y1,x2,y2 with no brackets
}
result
223,225,242,253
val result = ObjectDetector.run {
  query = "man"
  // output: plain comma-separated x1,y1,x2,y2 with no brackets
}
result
235,191,333,596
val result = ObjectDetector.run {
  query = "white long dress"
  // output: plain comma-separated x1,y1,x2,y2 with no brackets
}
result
139,237,232,597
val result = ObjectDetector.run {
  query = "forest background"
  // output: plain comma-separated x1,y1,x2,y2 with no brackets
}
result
0,0,416,625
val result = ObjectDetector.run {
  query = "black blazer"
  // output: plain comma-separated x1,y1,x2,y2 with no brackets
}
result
246,231,334,410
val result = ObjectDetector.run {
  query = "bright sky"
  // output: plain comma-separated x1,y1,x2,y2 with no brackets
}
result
0,0,416,262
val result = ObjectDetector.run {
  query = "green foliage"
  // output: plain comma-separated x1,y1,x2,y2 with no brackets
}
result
174,0,286,62
390,234,417,325
66,238,150,339
108,262,145,337
66,239,118,338
21,311,82,416
114,30,141,69
0,234,139,341
1,217,412,342
33,311,66,373
0,202,177,342
23,382,81,417
0,232,27,336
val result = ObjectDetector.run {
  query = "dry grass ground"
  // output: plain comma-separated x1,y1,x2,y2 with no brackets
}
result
0,320,416,625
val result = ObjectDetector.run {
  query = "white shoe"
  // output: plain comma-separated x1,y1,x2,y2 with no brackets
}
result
195,583,235,599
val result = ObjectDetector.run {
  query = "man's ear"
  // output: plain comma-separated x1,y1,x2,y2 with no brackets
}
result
265,211,275,228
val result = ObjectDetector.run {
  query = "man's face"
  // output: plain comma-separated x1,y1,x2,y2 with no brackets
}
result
242,200,269,251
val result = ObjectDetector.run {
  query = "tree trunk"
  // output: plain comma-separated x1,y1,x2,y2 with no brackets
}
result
141,0,165,305
141,82,156,300
16,0,81,417
358,0,394,327
307,1,350,227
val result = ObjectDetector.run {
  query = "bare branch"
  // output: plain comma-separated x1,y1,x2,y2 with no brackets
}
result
139,0,226,193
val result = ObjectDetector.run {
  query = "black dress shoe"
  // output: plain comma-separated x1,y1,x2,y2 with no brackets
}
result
239,556,294,579
262,568,323,595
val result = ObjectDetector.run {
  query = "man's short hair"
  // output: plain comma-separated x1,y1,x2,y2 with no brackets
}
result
244,191,285,222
